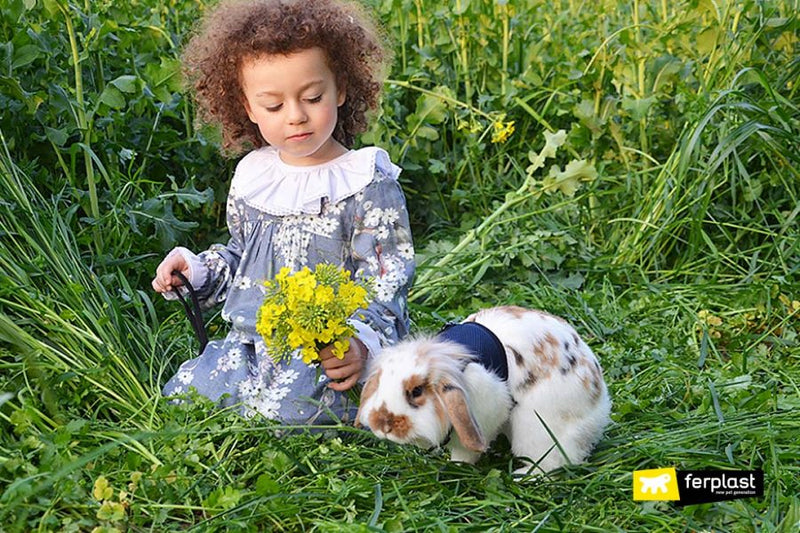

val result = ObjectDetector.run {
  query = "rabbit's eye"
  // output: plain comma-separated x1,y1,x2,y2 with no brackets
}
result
410,385,425,398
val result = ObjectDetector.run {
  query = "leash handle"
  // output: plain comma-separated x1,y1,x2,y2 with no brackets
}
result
171,270,209,354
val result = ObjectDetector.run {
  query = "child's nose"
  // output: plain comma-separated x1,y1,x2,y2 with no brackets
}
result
286,101,307,124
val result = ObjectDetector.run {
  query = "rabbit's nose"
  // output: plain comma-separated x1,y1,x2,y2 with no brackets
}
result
368,403,411,439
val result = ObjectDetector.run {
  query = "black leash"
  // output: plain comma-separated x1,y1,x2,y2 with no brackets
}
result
171,270,208,354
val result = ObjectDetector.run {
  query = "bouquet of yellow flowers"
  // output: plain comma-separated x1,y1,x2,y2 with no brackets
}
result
256,264,372,365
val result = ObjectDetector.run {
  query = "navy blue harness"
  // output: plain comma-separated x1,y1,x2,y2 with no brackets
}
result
437,322,508,381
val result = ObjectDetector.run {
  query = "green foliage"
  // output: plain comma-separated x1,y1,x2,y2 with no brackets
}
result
0,0,226,266
1,0,798,531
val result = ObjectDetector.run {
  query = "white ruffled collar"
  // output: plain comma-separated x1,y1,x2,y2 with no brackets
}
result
229,146,401,216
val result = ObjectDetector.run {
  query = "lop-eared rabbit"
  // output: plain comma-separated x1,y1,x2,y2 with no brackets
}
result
356,306,611,475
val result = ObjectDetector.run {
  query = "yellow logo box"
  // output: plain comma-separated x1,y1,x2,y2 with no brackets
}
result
633,467,680,501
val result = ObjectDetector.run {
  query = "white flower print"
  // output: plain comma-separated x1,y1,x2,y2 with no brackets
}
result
256,398,280,419
376,226,390,240
374,277,396,302
275,369,300,386
381,207,400,225
235,276,252,291
371,253,409,302
177,369,194,385
316,216,339,236
275,224,311,268
364,208,383,228
326,201,345,215
269,386,291,401
226,347,243,370
398,242,415,260
365,256,380,273
238,379,257,398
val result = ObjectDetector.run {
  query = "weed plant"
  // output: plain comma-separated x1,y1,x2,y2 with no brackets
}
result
1,0,798,531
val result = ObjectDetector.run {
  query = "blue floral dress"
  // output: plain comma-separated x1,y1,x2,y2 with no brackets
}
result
162,146,415,424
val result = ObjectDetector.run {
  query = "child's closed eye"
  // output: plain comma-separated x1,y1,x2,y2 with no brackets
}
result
305,95,322,103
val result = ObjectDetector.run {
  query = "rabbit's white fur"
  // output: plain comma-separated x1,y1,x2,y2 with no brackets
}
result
356,306,611,475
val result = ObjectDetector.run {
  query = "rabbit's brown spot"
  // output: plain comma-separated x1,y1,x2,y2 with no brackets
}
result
368,403,411,439
518,369,539,391
576,356,604,402
432,393,447,425
533,332,561,370
497,305,529,319
560,352,578,375
589,359,605,402
360,369,381,404
403,374,429,408
507,344,525,367
355,369,382,428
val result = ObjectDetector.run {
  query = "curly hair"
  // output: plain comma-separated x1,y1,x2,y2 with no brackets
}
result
182,0,391,155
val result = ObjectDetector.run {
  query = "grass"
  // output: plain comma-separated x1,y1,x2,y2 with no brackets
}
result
1,0,799,530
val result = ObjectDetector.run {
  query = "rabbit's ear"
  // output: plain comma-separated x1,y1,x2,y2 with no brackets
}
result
355,369,381,428
437,379,486,452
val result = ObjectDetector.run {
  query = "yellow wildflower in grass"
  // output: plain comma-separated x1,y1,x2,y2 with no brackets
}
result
256,264,371,365
697,309,723,338
491,119,515,144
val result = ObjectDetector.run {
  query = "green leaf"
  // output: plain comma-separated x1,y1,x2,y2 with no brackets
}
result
255,474,280,496
41,0,65,17
4,0,25,22
428,158,446,174
204,486,242,511
44,126,68,147
453,0,470,15
622,95,656,121
97,501,126,522
109,75,139,94
144,57,182,91
0,75,44,113
128,197,198,247
11,44,40,69
171,183,215,209
416,125,440,141
93,476,114,501
98,85,125,110
543,159,598,196
696,27,719,55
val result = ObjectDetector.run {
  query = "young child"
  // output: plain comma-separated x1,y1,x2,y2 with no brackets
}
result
151,0,415,424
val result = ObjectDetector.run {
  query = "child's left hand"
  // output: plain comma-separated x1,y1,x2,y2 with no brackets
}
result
319,337,367,391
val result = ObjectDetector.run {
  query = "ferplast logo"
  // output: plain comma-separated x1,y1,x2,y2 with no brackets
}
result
633,468,680,501
633,468,764,506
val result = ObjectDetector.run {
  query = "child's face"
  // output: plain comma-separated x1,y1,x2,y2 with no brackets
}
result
241,47,347,166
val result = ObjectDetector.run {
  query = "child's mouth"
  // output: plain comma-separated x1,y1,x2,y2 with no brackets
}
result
287,132,312,142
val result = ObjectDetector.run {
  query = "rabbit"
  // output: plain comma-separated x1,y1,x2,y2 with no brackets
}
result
356,305,611,475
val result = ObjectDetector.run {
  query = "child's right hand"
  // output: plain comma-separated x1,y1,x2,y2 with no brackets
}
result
152,249,190,294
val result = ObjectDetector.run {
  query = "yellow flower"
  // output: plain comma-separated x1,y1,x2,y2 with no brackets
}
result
698,309,723,327
257,264,372,365
491,119,515,143
332,338,350,359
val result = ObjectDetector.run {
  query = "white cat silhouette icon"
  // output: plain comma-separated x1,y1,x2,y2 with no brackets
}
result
639,473,672,494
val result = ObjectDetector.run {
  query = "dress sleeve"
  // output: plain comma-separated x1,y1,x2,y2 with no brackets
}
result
193,195,245,309
350,174,416,348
